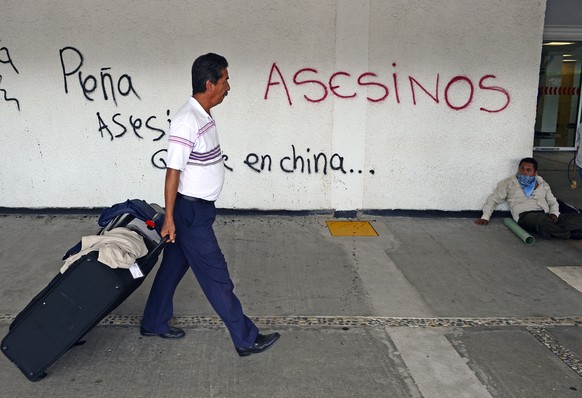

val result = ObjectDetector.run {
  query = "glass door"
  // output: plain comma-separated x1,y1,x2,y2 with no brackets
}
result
534,41,582,150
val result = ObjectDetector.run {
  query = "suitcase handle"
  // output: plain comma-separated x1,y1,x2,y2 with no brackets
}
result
138,235,170,269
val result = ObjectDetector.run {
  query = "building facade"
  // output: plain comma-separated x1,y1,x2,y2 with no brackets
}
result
1,1,554,211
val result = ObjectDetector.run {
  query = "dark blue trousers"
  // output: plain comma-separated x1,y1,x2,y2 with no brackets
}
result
518,211,582,239
141,196,258,348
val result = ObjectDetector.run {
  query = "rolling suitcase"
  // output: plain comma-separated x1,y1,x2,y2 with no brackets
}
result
1,200,167,382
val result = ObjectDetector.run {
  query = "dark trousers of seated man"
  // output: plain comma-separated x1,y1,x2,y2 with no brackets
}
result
518,211,582,239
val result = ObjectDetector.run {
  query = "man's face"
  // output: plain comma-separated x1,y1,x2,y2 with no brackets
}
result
209,68,230,107
518,162,537,176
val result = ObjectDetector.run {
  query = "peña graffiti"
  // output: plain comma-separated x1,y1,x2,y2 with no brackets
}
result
0,42,21,111
264,62,510,113
59,46,140,105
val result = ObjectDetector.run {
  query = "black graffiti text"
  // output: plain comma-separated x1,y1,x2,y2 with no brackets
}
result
60,46,140,105
0,44,19,74
244,145,374,175
151,149,167,169
0,43,21,111
0,75,20,111
97,111,166,141
280,145,346,174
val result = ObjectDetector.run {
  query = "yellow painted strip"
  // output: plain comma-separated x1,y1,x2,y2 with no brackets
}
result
326,221,379,236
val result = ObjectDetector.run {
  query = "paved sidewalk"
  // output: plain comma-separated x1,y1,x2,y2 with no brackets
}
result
0,151,581,397
1,211,581,397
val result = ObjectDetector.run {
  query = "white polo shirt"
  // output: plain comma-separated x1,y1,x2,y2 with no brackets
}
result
166,97,225,201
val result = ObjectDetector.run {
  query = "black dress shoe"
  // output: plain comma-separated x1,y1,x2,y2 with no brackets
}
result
236,332,280,357
140,326,185,339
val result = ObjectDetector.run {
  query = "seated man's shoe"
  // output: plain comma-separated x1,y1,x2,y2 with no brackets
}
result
140,326,185,339
236,332,280,357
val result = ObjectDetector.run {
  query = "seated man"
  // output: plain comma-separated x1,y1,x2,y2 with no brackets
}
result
474,157,582,239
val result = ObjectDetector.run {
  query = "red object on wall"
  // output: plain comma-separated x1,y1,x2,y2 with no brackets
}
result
539,86,582,96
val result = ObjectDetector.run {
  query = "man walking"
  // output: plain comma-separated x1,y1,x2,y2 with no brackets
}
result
141,53,280,357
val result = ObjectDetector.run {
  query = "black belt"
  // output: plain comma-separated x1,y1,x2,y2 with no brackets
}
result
177,192,215,204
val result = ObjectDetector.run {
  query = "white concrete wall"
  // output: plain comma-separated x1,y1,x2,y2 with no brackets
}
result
0,0,546,210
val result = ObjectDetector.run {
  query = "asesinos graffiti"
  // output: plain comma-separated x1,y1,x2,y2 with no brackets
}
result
264,62,510,113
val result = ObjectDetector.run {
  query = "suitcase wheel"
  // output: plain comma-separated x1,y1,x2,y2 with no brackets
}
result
27,372,47,382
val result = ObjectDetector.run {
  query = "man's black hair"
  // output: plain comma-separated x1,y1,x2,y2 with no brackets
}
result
191,53,228,95
519,157,538,171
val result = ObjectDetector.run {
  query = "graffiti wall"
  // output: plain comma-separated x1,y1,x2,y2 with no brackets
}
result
0,0,546,210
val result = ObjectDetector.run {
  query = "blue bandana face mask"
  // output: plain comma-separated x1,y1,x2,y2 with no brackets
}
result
516,173,536,197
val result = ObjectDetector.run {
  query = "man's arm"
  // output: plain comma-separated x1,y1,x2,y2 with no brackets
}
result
161,168,181,242
474,178,509,225
543,180,560,223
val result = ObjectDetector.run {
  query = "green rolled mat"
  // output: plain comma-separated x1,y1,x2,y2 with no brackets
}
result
503,218,535,245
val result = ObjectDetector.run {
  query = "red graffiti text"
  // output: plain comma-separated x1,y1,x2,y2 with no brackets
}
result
264,62,510,113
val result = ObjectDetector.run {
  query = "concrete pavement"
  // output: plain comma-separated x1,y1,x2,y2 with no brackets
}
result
0,151,581,397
